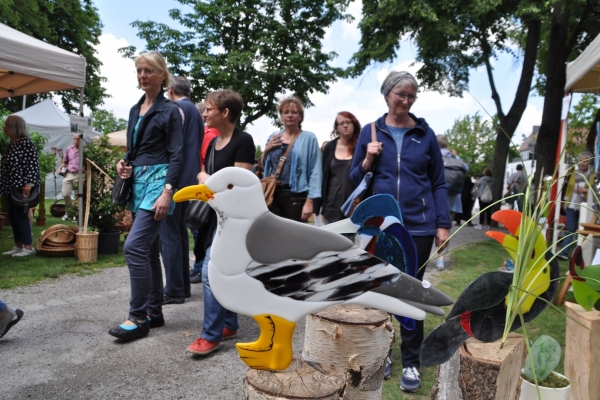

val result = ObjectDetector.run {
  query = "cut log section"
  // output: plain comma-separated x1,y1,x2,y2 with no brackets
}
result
302,304,394,400
432,333,525,400
244,358,346,400
564,301,600,400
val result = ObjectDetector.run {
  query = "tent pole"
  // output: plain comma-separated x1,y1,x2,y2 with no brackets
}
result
78,87,84,232
22,95,26,110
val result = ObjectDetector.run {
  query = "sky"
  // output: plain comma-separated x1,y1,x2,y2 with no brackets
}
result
91,0,574,149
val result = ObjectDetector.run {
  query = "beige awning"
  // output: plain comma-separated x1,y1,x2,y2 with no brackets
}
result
565,33,600,93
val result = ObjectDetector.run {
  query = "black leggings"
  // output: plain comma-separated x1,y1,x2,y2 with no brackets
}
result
479,199,492,225
270,189,307,222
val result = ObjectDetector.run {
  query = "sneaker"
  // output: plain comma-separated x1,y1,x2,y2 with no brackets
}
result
0,307,24,338
436,259,445,271
222,327,237,340
2,246,23,256
384,357,392,380
163,295,185,305
474,224,483,230
72,216,77,223
557,253,569,260
187,338,220,355
61,214,69,221
484,225,490,230
12,248,35,257
190,272,202,284
400,367,421,392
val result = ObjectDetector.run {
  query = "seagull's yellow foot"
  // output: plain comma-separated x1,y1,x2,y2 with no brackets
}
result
236,314,296,371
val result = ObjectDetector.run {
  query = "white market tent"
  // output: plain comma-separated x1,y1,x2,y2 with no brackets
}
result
0,23,86,97
13,99,99,199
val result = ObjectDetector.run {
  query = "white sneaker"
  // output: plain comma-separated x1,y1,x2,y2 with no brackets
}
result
474,224,483,230
12,248,35,257
437,259,445,271
61,214,69,221
2,246,23,256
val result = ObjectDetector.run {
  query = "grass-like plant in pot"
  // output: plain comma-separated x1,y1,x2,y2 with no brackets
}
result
521,335,571,399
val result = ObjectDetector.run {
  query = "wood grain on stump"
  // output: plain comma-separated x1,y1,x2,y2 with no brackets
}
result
303,304,394,400
244,358,346,400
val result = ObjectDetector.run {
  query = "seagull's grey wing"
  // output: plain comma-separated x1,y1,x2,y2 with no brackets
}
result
246,247,401,302
246,212,353,265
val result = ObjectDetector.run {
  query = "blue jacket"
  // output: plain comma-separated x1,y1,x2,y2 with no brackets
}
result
126,90,183,188
175,97,203,188
263,131,322,199
349,113,450,236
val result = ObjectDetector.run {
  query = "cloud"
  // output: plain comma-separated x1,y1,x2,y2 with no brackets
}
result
342,0,362,41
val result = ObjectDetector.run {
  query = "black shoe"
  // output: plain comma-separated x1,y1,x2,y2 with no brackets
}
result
148,314,165,329
190,273,202,284
108,319,149,341
163,295,185,305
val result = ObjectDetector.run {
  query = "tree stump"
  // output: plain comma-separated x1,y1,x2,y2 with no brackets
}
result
302,304,394,400
564,301,600,400
244,358,346,400
432,333,525,400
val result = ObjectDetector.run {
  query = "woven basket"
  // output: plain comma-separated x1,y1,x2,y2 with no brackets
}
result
50,200,66,218
76,232,98,262
36,242,75,257
40,225,77,245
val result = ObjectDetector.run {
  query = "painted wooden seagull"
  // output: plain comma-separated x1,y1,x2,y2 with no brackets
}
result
174,167,453,371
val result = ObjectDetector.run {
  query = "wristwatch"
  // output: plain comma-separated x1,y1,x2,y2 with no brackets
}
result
164,183,173,191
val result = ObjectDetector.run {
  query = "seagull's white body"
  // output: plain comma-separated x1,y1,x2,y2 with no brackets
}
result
194,168,431,322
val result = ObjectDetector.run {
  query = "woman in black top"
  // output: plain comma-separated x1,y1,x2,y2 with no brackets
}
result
187,89,255,356
315,111,360,223
1,115,40,257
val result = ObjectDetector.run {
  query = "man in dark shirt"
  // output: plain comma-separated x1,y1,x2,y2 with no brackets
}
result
160,76,204,304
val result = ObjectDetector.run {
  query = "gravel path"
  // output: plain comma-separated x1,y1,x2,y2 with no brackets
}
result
0,221,496,399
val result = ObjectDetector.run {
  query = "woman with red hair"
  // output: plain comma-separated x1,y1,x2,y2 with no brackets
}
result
314,111,360,223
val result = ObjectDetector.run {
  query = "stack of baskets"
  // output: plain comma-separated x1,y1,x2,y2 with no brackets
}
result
36,224,79,257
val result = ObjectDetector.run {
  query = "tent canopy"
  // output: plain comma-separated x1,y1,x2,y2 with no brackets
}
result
0,23,86,98
565,33,600,93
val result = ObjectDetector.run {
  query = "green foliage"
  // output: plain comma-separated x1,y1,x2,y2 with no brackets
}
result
255,145,263,160
444,113,497,177
566,94,600,162
121,0,351,129
92,109,128,135
0,0,107,113
83,134,125,232
523,335,561,382
29,132,55,183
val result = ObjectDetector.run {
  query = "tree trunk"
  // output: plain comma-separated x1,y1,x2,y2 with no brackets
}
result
534,1,570,187
431,350,463,400
244,358,346,400
302,304,394,399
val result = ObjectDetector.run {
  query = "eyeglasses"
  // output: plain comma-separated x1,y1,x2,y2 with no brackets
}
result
203,107,221,113
390,90,417,102
136,68,155,76
337,121,353,127
281,111,300,115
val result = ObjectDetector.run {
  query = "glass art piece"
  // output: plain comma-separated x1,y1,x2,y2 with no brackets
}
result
569,244,600,311
174,167,453,371
420,210,559,367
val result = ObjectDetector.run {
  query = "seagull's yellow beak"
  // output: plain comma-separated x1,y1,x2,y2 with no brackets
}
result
173,184,215,202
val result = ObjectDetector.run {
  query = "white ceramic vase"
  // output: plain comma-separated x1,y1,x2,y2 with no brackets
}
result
519,370,571,400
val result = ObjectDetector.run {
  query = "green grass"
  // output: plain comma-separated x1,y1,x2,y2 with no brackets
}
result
381,240,574,399
0,199,126,289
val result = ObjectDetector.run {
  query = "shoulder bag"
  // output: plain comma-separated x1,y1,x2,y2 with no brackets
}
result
261,133,298,207
341,122,378,217
111,120,147,206
185,139,217,230
10,186,40,209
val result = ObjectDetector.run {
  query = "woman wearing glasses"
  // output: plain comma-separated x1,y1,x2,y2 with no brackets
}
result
110,51,182,341
314,112,361,223
262,96,321,222
349,71,450,392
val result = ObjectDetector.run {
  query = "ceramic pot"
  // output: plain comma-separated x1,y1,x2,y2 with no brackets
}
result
520,370,571,400
36,217,46,226
98,230,120,255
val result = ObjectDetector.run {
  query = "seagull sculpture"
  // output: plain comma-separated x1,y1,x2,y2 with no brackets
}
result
174,167,452,371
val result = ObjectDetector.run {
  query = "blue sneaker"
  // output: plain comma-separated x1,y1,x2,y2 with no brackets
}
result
400,367,420,392
384,357,392,380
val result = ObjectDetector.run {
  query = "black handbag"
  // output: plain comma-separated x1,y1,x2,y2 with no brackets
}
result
10,186,40,209
111,119,147,206
185,139,216,230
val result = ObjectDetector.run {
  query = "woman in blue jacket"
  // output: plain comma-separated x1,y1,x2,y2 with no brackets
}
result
349,71,450,392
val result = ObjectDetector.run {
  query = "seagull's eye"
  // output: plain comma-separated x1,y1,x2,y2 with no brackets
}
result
227,184,234,190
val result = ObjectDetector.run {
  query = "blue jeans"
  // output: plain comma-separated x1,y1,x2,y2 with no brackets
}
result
0,300,6,313
124,210,164,321
560,208,579,256
191,230,203,275
7,197,32,246
200,244,239,342
160,202,191,298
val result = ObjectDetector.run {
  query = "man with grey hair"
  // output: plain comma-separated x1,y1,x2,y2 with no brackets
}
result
558,151,595,260
160,76,204,303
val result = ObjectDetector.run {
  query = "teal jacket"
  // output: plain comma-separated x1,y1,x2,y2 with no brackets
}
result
263,130,322,199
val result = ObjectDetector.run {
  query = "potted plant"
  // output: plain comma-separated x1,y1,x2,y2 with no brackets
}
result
83,133,125,254
520,335,571,400
29,131,56,226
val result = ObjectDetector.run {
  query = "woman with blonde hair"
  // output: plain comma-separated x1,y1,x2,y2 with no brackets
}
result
262,96,321,222
109,51,183,341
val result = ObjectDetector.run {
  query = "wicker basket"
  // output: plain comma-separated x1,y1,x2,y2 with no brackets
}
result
36,242,75,257
76,232,98,262
50,200,66,218
40,225,77,245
